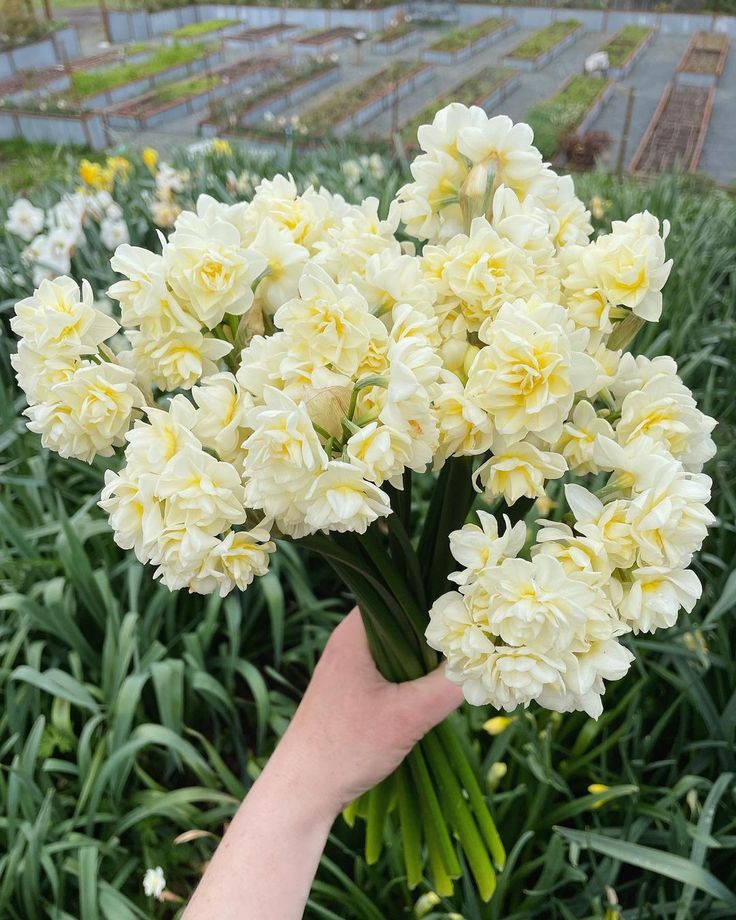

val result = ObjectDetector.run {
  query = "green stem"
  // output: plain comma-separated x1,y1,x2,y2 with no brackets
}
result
408,744,462,879
396,761,423,889
365,774,395,864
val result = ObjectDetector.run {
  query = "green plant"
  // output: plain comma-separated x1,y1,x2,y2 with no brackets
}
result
428,17,506,53
69,42,208,98
507,19,581,60
600,24,651,67
527,74,609,158
169,17,237,39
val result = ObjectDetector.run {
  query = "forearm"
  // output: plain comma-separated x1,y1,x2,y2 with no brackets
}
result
183,740,336,920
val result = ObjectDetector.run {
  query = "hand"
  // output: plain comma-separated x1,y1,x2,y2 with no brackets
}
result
183,608,463,920
270,607,464,818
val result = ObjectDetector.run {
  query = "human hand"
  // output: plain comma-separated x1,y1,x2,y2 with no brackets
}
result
268,608,464,819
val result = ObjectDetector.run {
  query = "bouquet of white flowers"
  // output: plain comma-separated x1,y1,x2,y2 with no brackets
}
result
10,105,716,900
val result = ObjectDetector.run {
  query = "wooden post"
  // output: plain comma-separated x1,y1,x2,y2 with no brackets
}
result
98,0,113,44
616,86,635,178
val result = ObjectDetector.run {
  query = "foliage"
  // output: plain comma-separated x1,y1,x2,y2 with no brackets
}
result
527,75,610,159
507,19,581,60
168,17,237,39
0,139,102,195
428,17,506,53
0,0,63,48
374,20,415,43
69,43,208,98
0,144,735,918
151,72,219,105
398,68,515,147
600,24,652,67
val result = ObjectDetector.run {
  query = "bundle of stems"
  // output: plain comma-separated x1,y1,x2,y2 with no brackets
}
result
303,458,508,900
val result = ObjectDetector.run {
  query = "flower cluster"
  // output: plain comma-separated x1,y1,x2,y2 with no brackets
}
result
11,105,715,718
5,191,130,286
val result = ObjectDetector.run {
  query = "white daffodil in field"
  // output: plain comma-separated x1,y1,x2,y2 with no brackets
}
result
142,866,166,900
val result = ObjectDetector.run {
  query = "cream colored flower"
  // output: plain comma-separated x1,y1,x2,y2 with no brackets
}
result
164,209,266,328
250,217,309,314
304,461,391,534
346,422,410,486
125,328,232,391
206,525,276,596
191,372,252,466
25,361,144,462
466,297,595,445
457,115,544,192
618,566,701,633
12,276,118,357
5,198,45,241
592,211,672,321
475,438,566,505
99,467,163,563
556,400,615,474
433,370,495,466
109,245,197,333
448,512,526,586
565,484,639,569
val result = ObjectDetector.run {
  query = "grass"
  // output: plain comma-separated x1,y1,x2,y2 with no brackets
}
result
527,74,610,158
374,21,415,43
169,18,237,39
399,67,515,146
0,138,102,194
506,19,581,60
69,42,207,98
428,17,507,53
0,149,735,917
600,24,652,67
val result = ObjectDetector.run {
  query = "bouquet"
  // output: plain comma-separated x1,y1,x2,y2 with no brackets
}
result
10,105,716,901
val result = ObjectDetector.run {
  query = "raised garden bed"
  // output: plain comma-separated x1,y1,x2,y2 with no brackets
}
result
630,82,714,175
0,25,80,79
675,31,730,87
398,66,520,147
505,19,582,72
165,17,240,44
0,66,72,105
294,27,356,54
526,73,613,159
0,107,108,149
246,59,432,141
600,24,654,79
105,57,281,130
373,21,419,54
201,60,340,137
225,23,300,52
67,43,223,110
422,17,514,65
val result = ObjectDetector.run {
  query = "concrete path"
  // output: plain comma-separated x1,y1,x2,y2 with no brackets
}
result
698,46,736,185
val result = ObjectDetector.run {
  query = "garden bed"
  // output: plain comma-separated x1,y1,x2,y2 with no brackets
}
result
246,59,432,141
165,17,240,43
422,17,514,64
67,44,223,110
630,81,714,174
224,23,301,51
398,66,520,147
675,32,730,87
504,19,582,71
201,60,340,136
599,24,654,80
0,25,80,78
526,73,613,159
373,21,420,54
0,107,108,149
105,57,281,130
294,27,356,54
0,66,72,105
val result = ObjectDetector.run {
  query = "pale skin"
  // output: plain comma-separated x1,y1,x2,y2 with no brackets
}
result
183,608,463,920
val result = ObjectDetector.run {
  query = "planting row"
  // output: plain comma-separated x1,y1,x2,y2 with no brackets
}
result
598,24,654,78
675,31,730,86
201,59,340,136
423,17,515,65
630,82,714,174
526,74,613,159
505,19,582,71
398,66,520,147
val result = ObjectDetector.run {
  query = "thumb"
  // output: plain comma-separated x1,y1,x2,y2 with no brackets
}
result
397,663,465,737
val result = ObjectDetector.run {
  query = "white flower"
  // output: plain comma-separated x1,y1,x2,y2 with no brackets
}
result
304,461,391,534
565,484,639,569
25,361,144,462
206,525,276,595
346,421,410,486
448,512,526,586
100,216,130,250
475,439,566,505
592,211,672,321
433,370,495,467
457,114,544,190
13,277,118,357
99,467,163,563
143,866,166,900
466,297,595,445
5,198,45,241
164,209,266,328
537,639,634,719
125,328,232,391
191,372,251,465
556,400,615,474
619,566,701,634
250,217,309,313
124,400,200,476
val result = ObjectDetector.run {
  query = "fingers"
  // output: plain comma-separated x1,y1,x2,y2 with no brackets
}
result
398,663,464,737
